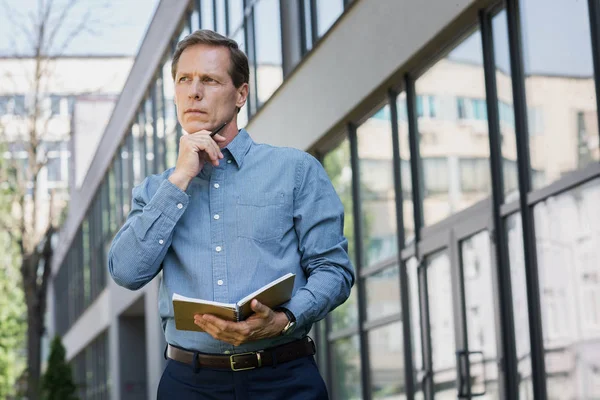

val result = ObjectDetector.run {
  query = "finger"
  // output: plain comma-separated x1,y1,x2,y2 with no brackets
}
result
250,299,271,318
212,133,227,142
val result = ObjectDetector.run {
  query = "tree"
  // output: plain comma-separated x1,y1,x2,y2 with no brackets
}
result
41,336,78,400
0,142,27,400
0,1,108,398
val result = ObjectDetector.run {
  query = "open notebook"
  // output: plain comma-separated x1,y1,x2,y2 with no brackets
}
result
172,273,295,332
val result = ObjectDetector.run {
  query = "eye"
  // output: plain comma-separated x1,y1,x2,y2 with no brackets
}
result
203,77,216,83
178,76,189,82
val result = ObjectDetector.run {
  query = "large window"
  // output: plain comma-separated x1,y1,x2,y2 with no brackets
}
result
416,29,491,226
72,331,109,400
506,213,534,399
322,138,363,399
534,179,600,399
521,0,599,189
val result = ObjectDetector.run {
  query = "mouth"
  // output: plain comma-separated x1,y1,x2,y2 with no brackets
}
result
185,108,207,114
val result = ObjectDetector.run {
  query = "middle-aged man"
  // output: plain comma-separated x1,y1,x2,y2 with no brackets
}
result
108,29,354,399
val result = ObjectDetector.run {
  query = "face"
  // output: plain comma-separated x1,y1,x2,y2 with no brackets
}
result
174,44,248,134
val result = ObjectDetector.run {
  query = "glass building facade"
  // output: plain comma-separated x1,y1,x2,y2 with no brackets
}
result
50,0,600,399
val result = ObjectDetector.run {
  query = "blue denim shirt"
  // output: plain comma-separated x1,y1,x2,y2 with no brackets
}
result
108,129,354,354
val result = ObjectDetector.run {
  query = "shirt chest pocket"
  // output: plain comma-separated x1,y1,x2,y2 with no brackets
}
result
236,192,288,243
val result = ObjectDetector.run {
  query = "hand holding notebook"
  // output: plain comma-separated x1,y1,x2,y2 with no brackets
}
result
172,273,295,332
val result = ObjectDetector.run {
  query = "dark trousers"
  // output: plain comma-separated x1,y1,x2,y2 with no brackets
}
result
157,354,329,400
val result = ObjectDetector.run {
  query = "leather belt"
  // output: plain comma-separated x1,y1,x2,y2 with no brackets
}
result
166,337,316,371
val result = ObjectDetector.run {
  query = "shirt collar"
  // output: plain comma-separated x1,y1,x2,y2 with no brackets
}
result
224,128,253,168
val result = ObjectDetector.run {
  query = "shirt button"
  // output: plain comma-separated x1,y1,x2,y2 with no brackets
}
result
215,246,222,252
217,279,223,286
213,214,220,220
177,203,183,209
227,160,232,164
214,183,220,189
158,239,164,245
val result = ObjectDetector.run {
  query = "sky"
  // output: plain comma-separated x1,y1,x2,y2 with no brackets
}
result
448,0,594,78
0,0,159,56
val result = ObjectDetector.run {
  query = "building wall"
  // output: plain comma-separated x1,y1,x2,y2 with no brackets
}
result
48,0,600,399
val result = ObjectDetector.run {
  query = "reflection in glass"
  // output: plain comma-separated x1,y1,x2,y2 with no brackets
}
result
215,0,227,34
366,266,400,321
506,213,534,399
461,231,500,399
520,0,599,189
396,92,415,245
331,335,362,400
162,59,178,168
154,75,166,172
369,322,405,399
407,257,424,400
534,179,600,400
357,105,398,267
144,97,155,174
323,138,358,331
426,251,456,397
131,122,143,185
201,0,214,30
254,0,283,106
228,0,244,34
416,29,491,226
316,0,344,38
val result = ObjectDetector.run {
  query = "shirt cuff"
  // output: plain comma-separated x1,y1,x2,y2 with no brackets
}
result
280,289,316,330
146,179,190,221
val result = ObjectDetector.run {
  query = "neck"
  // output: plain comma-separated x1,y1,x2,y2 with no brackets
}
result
218,120,240,148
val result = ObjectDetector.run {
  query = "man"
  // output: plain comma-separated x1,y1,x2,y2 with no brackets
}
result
108,29,354,399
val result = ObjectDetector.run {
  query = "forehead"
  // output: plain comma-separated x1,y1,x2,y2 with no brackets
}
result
177,44,231,75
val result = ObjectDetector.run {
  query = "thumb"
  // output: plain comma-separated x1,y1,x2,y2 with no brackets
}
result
251,299,270,318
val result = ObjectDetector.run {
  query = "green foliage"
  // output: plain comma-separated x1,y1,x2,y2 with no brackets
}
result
0,140,26,399
41,337,78,400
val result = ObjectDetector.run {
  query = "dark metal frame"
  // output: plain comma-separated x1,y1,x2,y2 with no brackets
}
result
479,6,519,399
348,122,373,400
505,1,547,398
389,88,416,400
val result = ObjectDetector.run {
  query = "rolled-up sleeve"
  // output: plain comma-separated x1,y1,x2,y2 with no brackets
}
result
283,155,355,328
108,177,190,290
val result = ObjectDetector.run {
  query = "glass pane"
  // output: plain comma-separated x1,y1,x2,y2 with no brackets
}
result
316,0,344,38
162,60,178,169
369,322,406,399
331,335,363,400
323,138,358,331
533,178,600,400
122,137,133,216
357,105,398,267
201,0,215,30
254,0,283,106
155,76,166,172
417,29,491,226
228,0,244,35
302,0,313,52
407,257,424,399
144,97,155,174
396,92,415,245
216,0,227,35
521,0,598,189
426,250,456,396
506,213,534,398
461,231,500,399
366,265,400,321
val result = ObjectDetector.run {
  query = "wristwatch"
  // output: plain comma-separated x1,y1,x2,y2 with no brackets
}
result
276,307,296,336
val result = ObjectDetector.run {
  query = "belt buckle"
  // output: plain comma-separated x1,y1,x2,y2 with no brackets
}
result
230,351,262,371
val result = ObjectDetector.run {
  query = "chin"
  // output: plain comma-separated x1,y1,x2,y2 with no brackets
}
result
182,121,211,135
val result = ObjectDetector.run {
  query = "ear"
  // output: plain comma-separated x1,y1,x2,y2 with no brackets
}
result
236,83,249,110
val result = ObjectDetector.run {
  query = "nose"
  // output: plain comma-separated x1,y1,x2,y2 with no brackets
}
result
188,78,203,100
